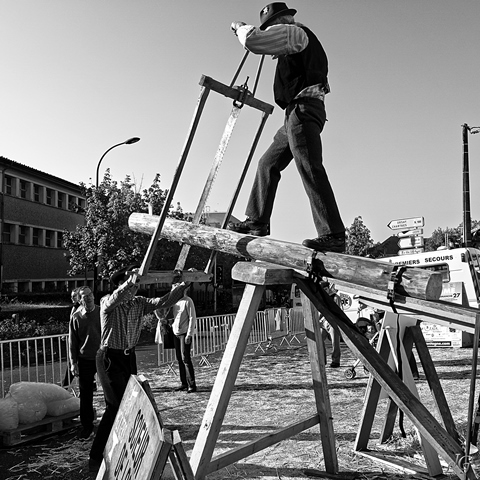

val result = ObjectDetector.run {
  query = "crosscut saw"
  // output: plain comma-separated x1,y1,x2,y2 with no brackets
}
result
136,52,273,281
174,78,251,272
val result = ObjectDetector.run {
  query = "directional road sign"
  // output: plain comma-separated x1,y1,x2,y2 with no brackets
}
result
398,235,424,249
398,247,425,256
397,228,424,237
388,216,424,231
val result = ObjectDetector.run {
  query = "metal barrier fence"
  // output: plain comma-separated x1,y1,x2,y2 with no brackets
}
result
157,311,268,367
0,308,308,396
157,307,307,368
0,334,69,398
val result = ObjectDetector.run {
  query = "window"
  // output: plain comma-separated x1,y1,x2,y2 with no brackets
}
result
32,228,40,246
2,223,12,243
45,230,53,247
4,175,13,195
33,184,41,202
68,195,76,210
46,188,53,205
56,232,63,248
57,192,64,209
20,180,28,199
18,225,28,244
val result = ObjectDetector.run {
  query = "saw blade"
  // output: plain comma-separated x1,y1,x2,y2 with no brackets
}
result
175,105,241,271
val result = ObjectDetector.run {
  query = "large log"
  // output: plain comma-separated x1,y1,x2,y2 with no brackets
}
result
128,213,442,301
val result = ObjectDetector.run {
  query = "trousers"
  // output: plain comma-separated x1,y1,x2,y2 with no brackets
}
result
246,99,344,237
173,333,196,388
78,357,96,430
89,348,137,463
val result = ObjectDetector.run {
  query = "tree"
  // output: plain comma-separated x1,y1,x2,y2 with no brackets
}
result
63,171,240,297
345,216,374,256
424,219,480,251
63,171,185,281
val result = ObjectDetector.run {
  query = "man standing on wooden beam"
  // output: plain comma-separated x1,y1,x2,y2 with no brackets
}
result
229,2,345,253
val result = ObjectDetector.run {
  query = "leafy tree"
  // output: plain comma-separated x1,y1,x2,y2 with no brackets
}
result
424,220,480,251
63,170,185,281
345,216,374,256
63,171,240,297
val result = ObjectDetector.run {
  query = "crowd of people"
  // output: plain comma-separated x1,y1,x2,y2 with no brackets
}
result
65,265,197,473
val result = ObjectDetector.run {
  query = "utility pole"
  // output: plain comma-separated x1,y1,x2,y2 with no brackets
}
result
462,124,480,248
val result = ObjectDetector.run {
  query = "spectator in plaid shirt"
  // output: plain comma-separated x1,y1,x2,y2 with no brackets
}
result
89,265,191,473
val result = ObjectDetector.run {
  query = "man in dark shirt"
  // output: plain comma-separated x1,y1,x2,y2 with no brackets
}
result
68,286,101,439
229,2,345,252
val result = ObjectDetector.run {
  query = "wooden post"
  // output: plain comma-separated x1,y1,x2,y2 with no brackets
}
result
128,214,443,301
301,292,338,473
190,283,266,480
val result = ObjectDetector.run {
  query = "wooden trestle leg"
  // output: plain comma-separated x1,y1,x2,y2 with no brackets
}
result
190,263,339,479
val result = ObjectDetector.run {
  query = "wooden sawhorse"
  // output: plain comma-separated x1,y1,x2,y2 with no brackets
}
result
187,261,475,480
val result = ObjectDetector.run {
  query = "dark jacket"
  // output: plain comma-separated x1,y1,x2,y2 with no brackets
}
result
273,25,329,109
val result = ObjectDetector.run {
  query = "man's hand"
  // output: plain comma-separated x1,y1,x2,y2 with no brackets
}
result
231,21,246,36
172,269,183,284
70,363,79,377
185,334,192,345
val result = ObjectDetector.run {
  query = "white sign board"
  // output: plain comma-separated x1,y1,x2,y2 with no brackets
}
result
97,375,169,480
397,236,425,249
397,228,424,237
398,247,425,255
388,217,424,231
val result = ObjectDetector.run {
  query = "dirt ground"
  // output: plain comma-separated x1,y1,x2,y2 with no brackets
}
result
2,338,480,480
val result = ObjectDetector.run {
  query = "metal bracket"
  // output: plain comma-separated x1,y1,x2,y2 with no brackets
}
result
387,265,405,303
233,77,250,108
305,250,321,285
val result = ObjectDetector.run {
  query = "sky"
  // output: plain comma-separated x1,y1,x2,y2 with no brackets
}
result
1,0,480,246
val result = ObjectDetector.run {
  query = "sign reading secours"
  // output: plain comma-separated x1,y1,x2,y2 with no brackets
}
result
387,216,424,231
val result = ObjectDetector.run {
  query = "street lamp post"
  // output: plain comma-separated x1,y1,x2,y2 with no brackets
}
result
93,137,140,297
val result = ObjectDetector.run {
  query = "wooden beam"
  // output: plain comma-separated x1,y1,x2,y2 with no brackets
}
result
301,292,338,473
332,278,478,334
139,270,212,285
190,284,266,480
232,261,294,285
206,414,320,475
199,75,274,114
128,214,442,301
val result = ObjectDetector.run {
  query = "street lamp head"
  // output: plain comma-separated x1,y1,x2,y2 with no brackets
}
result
125,137,140,144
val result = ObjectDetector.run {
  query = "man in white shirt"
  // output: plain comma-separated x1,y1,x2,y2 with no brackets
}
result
171,285,197,393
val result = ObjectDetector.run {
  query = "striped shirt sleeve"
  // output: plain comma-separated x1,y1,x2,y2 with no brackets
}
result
236,23,308,56
145,282,192,313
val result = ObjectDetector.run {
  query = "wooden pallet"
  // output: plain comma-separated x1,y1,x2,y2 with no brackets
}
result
0,410,80,447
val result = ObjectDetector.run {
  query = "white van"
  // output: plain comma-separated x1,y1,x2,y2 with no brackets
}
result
385,246,480,347
386,247,480,309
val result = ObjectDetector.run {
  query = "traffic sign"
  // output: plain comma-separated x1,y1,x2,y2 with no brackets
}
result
397,228,424,237
388,216,424,231
398,247,425,255
398,236,424,249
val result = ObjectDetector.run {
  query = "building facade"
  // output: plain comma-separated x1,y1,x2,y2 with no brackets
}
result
0,156,88,294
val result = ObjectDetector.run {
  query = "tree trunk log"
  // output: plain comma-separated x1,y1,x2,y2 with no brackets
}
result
128,213,442,301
